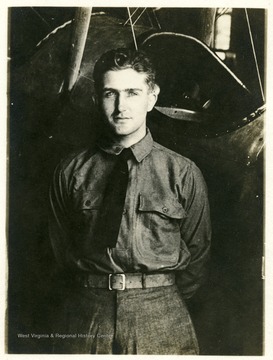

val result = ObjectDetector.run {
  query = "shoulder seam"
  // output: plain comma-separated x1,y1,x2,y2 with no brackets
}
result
58,147,99,171
152,141,193,165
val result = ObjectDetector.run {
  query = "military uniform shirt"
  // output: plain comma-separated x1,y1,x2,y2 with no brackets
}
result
49,129,211,299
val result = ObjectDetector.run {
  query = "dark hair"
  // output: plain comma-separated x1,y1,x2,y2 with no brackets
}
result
93,48,157,92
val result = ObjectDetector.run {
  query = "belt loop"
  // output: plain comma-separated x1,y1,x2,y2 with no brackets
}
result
142,273,147,289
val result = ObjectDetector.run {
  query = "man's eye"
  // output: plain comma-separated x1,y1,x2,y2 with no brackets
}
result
104,91,115,98
127,90,138,96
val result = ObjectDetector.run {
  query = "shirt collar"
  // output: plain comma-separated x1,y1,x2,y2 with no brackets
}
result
97,128,153,163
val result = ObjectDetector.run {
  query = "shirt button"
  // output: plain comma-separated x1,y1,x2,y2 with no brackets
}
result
162,206,169,213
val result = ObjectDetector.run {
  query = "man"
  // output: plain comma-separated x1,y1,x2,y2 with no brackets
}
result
49,48,211,354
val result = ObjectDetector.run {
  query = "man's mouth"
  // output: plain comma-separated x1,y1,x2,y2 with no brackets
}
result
114,116,130,121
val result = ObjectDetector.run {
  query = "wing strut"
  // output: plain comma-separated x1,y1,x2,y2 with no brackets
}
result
127,7,138,50
245,9,265,103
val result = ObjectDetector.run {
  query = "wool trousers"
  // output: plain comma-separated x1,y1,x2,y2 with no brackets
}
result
52,283,199,354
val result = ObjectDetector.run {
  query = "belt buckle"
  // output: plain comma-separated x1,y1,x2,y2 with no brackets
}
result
108,273,126,291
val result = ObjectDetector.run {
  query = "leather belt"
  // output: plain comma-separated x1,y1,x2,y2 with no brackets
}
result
77,272,175,291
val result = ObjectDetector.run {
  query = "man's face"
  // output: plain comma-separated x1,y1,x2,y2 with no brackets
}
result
99,68,158,140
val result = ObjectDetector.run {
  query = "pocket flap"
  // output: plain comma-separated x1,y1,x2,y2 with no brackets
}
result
139,193,185,219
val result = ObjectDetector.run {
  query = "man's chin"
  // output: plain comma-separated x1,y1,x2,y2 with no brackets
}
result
111,125,132,137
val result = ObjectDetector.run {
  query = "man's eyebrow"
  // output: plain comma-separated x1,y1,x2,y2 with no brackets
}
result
102,87,117,92
102,87,143,92
125,88,143,92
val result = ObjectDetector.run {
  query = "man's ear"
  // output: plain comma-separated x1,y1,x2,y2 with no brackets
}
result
147,84,160,112
92,93,99,107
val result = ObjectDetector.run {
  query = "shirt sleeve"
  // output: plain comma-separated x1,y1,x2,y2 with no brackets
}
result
48,163,72,269
176,162,211,299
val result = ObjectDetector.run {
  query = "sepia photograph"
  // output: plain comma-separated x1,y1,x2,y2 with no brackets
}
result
6,3,267,356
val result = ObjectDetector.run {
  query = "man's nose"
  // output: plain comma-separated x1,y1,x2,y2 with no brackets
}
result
116,93,127,112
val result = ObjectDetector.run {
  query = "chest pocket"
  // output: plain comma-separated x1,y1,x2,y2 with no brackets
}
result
136,193,186,262
138,193,185,232
71,191,103,234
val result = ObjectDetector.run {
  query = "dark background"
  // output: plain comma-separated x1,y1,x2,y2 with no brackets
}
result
8,7,265,355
